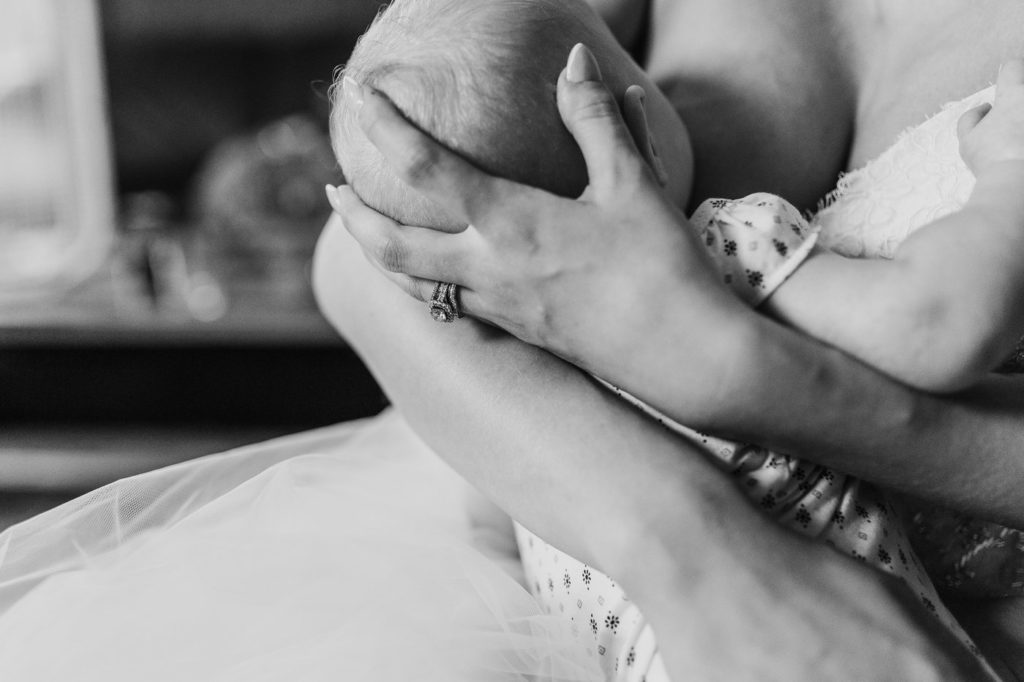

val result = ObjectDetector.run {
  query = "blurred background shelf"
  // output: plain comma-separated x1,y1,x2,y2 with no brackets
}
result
0,313,339,347
0,294,385,526
0,291,342,347
0,259,386,447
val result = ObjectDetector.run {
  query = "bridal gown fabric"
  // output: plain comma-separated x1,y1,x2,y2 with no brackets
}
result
0,86,1011,681
0,414,604,681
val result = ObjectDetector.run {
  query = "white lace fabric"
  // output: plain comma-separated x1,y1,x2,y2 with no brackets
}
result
813,87,992,257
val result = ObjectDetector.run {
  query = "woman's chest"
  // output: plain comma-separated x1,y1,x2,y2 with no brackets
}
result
846,0,1024,169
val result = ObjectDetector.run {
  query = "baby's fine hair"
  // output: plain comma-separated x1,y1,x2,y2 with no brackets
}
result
331,0,613,228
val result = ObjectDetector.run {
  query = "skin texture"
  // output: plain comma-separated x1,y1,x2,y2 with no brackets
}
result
316,0,1024,677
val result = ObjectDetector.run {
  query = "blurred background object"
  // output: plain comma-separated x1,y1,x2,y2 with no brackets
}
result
0,0,389,527
0,0,115,303
189,114,337,311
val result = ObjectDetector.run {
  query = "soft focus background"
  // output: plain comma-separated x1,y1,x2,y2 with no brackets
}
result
0,0,390,528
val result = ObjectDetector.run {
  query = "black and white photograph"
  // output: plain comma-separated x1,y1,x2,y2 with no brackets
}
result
0,1,1023,679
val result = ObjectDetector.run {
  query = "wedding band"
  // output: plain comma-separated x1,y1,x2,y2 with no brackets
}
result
429,281,462,323
445,282,463,320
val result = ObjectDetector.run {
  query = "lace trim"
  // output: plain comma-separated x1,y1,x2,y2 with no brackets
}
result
811,86,994,260
815,85,996,219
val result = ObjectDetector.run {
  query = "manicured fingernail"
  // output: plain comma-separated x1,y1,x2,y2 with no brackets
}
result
325,184,343,212
342,76,364,108
566,43,601,83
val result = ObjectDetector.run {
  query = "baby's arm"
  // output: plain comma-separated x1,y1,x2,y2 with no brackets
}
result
765,61,1024,392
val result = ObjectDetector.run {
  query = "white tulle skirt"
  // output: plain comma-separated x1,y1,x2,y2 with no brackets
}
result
0,410,604,681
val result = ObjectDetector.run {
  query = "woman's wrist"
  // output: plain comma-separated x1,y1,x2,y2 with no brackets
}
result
621,291,787,432
576,237,758,425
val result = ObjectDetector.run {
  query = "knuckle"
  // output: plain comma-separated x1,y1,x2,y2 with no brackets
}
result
573,88,620,124
532,301,563,351
508,230,541,260
376,237,407,273
533,307,555,347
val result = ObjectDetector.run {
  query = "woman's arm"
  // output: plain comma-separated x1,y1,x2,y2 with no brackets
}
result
313,219,985,680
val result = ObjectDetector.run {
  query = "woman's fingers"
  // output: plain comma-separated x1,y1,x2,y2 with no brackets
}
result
556,43,647,197
345,78,529,225
325,185,487,318
376,268,428,300
370,268,486,322
327,185,477,284
401,275,483,316
622,84,669,187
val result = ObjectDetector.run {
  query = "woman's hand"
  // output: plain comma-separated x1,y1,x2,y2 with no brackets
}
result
329,44,741,376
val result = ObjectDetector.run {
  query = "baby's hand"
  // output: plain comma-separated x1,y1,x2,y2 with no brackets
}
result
959,59,1024,178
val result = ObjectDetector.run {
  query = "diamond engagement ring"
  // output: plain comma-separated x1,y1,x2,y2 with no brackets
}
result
429,281,462,323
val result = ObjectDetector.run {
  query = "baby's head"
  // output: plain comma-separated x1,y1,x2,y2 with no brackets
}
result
331,0,693,229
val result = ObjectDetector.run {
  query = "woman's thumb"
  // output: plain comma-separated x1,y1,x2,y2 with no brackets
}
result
557,44,645,197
